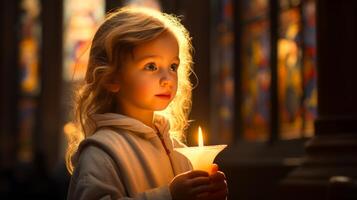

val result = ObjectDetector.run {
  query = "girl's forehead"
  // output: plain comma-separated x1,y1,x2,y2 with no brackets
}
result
132,32,179,61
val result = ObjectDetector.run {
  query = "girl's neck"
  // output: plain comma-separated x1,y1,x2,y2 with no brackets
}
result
115,106,155,129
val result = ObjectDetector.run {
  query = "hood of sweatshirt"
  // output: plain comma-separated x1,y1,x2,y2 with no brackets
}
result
91,113,170,139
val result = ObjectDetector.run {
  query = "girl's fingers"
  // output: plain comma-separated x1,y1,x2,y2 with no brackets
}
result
193,178,228,199
211,163,219,174
190,184,212,195
187,170,209,178
210,171,226,181
188,176,211,187
209,180,227,192
193,179,227,196
207,188,228,200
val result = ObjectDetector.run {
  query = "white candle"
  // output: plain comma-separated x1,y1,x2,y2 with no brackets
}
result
175,126,227,173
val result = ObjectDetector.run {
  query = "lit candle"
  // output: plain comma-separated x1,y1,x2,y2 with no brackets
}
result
198,126,204,147
175,126,227,173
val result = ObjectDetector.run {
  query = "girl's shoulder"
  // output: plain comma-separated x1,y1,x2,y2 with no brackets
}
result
82,127,129,147
75,128,128,158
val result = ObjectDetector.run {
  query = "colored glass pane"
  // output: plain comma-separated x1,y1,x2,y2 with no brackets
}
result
279,0,301,10
63,0,105,81
17,0,42,163
242,0,269,21
302,0,317,137
278,8,303,139
19,0,41,95
241,19,271,141
210,0,234,143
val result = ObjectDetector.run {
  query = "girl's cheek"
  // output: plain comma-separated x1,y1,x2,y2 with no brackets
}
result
129,74,146,87
134,81,152,96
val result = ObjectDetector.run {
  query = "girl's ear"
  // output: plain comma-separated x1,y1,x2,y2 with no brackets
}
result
104,83,120,93
104,71,121,93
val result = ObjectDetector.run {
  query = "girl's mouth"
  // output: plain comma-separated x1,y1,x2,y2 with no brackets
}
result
155,94,171,99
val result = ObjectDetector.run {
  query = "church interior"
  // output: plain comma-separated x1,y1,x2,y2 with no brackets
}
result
1,0,356,199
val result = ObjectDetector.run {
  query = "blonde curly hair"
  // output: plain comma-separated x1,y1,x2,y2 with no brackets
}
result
65,6,194,174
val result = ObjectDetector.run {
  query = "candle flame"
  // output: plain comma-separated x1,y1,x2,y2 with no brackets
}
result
198,126,204,147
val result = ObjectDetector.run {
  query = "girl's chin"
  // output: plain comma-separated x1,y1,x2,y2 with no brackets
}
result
155,106,169,111
154,104,171,111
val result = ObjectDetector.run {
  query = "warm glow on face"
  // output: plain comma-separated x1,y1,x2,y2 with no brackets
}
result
198,126,204,147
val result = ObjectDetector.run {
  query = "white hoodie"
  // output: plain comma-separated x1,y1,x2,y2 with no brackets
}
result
67,113,192,200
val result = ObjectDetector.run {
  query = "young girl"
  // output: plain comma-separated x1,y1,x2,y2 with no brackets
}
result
66,6,228,200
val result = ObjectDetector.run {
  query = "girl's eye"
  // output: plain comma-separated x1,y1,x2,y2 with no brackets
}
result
144,63,157,71
170,63,179,72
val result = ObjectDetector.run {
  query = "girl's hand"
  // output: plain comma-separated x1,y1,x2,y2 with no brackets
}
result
196,164,228,200
169,170,212,200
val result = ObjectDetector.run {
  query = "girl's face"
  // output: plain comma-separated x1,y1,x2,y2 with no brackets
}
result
114,31,179,115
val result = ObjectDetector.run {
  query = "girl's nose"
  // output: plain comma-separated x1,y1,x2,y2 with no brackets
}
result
160,76,171,87
160,71,174,87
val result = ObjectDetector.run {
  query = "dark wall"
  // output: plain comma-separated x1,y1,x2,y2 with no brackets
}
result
0,0,19,171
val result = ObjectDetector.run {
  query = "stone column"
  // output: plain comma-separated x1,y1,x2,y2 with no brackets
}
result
280,0,357,199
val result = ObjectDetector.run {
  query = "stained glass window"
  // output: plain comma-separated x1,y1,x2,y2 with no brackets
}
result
242,0,269,21
238,0,316,141
241,0,271,141
19,0,41,95
278,6,303,139
301,0,317,137
277,0,317,139
18,0,42,163
63,0,105,81
210,0,235,143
